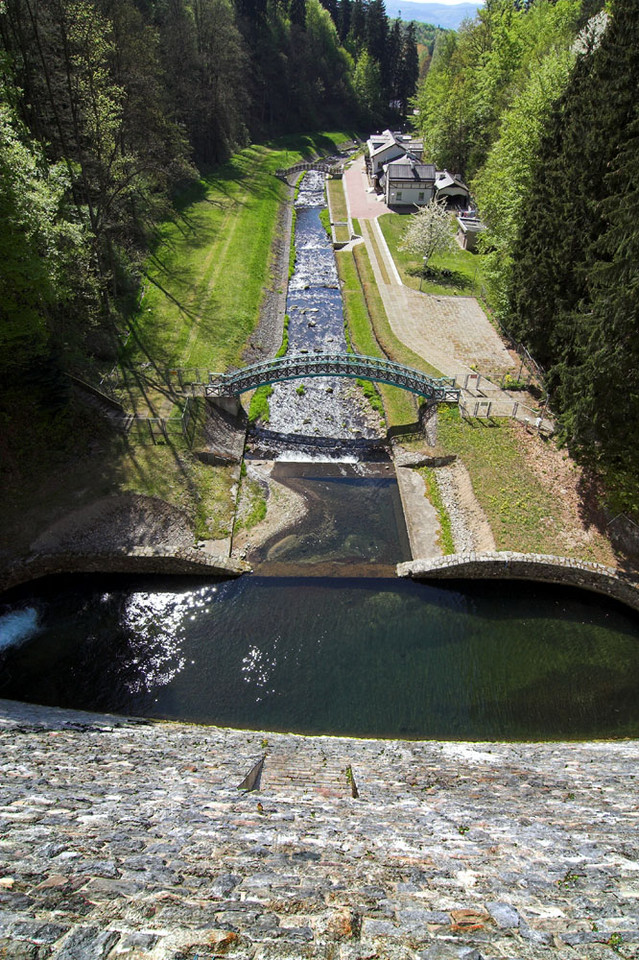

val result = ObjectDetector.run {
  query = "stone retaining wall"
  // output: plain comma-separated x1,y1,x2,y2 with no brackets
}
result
398,551,639,612
2,698,639,960
0,547,249,594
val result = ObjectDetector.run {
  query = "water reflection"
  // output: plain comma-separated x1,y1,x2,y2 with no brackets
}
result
1,575,639,740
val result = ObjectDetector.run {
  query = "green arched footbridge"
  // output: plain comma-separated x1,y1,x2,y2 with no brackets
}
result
206,354,460,403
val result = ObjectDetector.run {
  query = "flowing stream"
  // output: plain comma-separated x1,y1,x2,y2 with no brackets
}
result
1,171,639,738
249,171,386,460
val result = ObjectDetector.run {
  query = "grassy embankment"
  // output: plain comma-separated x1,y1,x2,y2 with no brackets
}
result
337,246,423,432
434,407,616,559
376,208,614,560
378,212,487,296
326,178,351,243
335,182,445,437
121,130,358,538
1,132,357,552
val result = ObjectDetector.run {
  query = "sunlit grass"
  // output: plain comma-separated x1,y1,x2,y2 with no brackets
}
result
126,133,357,376
378,212,487,296
327,177,349,222
338,246,423,430
435,406,587,555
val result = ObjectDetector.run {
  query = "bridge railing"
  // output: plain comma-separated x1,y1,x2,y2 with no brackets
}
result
274,161,344,179
206,353,459,402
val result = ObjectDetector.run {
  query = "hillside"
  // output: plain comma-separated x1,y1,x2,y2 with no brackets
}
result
386,0,482,28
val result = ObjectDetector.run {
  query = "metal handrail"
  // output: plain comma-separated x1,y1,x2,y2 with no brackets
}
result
205,353,459,402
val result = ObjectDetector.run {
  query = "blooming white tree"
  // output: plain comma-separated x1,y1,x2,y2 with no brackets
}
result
399,198,454,270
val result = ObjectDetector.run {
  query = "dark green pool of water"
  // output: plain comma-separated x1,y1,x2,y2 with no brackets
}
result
1,574,638,740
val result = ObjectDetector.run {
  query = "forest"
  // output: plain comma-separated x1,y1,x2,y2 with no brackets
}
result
1,0,638,515
414,0,638,510
0,0,418,393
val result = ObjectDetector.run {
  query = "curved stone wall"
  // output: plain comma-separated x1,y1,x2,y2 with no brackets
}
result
398,551,639,612
0,547,249,594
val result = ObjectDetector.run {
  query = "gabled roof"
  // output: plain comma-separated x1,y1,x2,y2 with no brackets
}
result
384,155,436,183
456,214,486,234
435,170,468,192
368,129,404,160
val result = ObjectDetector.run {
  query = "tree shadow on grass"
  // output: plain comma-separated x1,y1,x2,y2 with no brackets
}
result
407,264,473,293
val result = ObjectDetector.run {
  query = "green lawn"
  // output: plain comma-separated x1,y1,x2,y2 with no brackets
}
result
1,131,361,552
125,132,357,378
327,177,349,222
337,244,445,432
435,407,611,558
378,212,487,296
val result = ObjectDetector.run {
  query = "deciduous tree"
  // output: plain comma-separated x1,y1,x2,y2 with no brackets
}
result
399,198,454,267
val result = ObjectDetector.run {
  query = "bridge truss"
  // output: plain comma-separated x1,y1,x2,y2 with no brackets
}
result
274,160,344,180
206,354,460,403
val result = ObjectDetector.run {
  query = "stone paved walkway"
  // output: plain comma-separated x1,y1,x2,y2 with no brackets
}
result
2,698,639,960
342,161,550,426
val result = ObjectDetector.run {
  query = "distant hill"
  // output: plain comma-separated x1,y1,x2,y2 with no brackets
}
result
387,1,482,29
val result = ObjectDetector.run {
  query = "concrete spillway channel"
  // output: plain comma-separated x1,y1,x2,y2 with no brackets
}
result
230,168,424,572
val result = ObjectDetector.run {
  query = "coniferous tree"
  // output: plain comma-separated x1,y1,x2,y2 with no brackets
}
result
508,0,639,504
347,0,366,54
365,0,388,86
386,18,402,103
337,0,351,42
290,0,307,29
397,20,418,111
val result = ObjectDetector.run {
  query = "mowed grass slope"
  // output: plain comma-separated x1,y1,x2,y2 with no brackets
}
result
126,133,357,374
0,132,360,555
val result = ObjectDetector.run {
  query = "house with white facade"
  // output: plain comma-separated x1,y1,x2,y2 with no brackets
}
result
366,130,424,181
381,156,436,208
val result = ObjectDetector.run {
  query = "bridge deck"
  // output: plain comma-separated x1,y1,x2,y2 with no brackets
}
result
206,353,460,402
274,160,344,180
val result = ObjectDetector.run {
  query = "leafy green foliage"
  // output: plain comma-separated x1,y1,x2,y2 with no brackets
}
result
0,85,88,373
399,198,454,266
508,0,639,509
472,41,577,319
413,0,583,179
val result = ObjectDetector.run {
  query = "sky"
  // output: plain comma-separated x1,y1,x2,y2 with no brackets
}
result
400,0,483,5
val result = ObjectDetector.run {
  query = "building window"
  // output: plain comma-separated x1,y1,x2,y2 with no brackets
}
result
418,191,425,201
396,191,402,200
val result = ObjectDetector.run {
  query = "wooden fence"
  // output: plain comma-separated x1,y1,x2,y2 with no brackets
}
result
128,396,198,447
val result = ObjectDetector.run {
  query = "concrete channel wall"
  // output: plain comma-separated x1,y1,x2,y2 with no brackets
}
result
398,551,639,613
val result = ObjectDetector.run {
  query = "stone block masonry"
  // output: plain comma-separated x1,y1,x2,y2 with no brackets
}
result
398,551,639,613
0,548,249,594
2,699,639,959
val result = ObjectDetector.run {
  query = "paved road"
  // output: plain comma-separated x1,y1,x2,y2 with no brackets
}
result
341,158,550,426
343,157,391,220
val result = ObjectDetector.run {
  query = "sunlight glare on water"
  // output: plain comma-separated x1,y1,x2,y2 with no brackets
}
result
0,607,40,652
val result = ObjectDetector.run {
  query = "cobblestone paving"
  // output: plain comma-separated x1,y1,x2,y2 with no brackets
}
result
359,221,513,384
1,699,638,959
